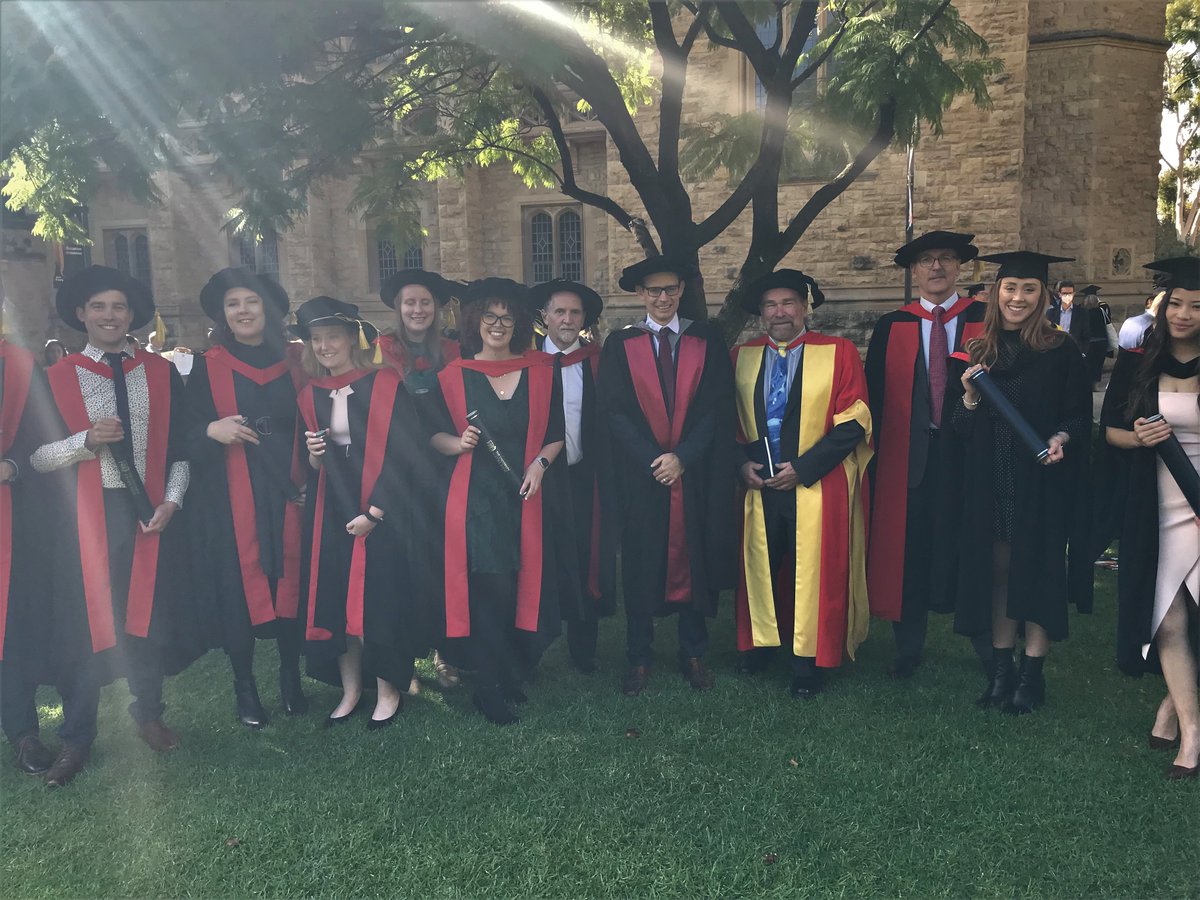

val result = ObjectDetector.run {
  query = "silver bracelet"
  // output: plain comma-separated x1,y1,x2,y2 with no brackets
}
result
963,396,979,410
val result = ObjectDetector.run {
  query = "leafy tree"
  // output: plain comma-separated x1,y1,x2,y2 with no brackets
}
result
1162,0,1200,246
2,0,998,337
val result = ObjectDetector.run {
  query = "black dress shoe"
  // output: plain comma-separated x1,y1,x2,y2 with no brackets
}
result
1149,730,1181,751
500,682,529,705
1003,654,1046,715
889,656,920,680
367,699,402,731
279,665,309,716
1166,763,1199,780
473,688,520,725
976,648,1016,709
323,698,364,728
13,735,55,775
234,678,269,729
736,649,774,676
680,657,714,691
789,675,824,700
44,743,90,788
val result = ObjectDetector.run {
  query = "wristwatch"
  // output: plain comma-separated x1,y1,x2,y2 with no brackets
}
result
536,456,550,470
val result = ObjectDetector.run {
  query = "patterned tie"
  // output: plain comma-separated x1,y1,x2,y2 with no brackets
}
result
928,306,948,427
765,346,788,464
657,327,675,416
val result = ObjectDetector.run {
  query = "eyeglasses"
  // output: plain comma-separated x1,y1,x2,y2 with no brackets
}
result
915,254,960,269
639,282,682,298
481,312,515,328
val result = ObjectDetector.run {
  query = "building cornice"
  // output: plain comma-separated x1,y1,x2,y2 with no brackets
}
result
1028,29,1170,55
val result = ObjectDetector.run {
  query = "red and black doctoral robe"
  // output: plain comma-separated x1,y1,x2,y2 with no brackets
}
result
863,297,985,620
181,341,308,648
435,351,569,638
373,332,461,377
42,350,198,681
731,333,874,667
597,321,736,617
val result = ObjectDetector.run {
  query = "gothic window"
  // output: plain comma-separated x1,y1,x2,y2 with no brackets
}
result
233,228,280,277
524,205,584,284
378,240,399,282
104,227,151,288
402,242,424,269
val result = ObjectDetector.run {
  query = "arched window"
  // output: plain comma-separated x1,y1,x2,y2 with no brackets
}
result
378,240,399,282
402,242,424,270
104,227,151,288
114,234,130,275
133,234,152,287
524,205,584,284
233,228,280,277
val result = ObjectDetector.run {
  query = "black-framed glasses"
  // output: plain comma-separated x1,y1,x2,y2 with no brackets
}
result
639,282,682,298
915,253,959,269
481,312,515,327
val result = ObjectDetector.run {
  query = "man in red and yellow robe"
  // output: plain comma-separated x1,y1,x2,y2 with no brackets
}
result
732,270,872,699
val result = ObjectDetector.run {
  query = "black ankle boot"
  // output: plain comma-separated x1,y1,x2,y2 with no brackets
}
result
279,663,309,716
234,678,269,728
975,647,1016,709
1004,654,1045,715
472,687,520,726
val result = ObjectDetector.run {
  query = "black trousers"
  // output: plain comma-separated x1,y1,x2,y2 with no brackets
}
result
566,462,599,664
626,607,708,667
892,435,991,666
468,573,521,691
226,614,304,682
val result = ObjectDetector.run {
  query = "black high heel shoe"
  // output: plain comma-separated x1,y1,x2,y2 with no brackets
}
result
323,697,364,728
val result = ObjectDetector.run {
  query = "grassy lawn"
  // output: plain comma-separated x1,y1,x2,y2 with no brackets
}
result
2,571,1197,898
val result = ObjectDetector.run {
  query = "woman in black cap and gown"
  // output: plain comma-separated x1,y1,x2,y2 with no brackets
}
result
428,278,570,725
294,297,427,728
946,251,1093,715
374,269,464,692
183,267,308,727
1102,256,1199,780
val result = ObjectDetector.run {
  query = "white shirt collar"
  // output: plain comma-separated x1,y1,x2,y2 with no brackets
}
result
544,336,582,355
919,293,959,313
83,343,129,361
644,314,681,334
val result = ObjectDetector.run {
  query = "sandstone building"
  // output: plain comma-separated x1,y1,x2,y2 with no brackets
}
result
0,0,1168,351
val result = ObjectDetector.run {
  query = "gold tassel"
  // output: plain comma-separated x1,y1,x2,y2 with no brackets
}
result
153,311,167,345
373,339,383,365
357,322,370,350
445,300,457,331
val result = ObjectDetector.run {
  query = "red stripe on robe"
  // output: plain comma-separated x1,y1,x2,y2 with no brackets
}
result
46,351,171,650
297,368,400,640
204,345,307,623
625,332,706,604
439,351,555,637
375,333,461,378
868,299,982,621
0,342,34,658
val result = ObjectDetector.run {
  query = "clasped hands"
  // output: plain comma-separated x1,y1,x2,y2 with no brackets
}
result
740,460,799,491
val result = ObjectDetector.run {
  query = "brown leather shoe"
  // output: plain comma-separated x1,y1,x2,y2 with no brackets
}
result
44,744,90,787
621,665,651,696
681,657,714,691
137,720,181,752
14,735,55,775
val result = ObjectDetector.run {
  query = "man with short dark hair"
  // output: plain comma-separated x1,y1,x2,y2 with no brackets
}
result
865,231,990,679
533,279,612,672
599,257,735,695
731,269,873,699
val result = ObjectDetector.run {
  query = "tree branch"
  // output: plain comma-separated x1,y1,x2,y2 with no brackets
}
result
717,3,771,80
680,1,740,51
654,0,706,214
778,100,897,253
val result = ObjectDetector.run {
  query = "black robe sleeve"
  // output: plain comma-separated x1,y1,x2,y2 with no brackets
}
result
791,421,867,487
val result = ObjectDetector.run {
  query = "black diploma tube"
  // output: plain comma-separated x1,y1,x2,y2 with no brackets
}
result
466,409,524,493
1155,428,1200,517
968,369,1050,462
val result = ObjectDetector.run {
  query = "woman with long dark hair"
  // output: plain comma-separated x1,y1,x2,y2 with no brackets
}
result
428,278,571,725
183,267,308,727
375,269,463,693
1102,256,1199,780
947,251,1093,715
295,297,426,728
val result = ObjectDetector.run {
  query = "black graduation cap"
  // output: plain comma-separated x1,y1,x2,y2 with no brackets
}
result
1080,284,1101,296
1143,257,1200,292
289,296,379,345
978,251,1074,283
893,231,978,267
379,269,459,309
618,256,698,292
198,267,290,322
529,279,604,329
56,265,156,332
741,269,825,314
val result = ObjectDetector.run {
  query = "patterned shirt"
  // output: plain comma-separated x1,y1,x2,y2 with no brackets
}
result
31,344,189,506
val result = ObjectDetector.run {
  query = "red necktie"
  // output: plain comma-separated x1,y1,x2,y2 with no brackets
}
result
657,327,675,416
928,306,947,426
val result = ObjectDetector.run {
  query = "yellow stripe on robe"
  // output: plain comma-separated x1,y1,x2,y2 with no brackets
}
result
734,346,777,646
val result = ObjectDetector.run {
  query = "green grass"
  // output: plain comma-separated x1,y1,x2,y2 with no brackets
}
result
2,572,1197,898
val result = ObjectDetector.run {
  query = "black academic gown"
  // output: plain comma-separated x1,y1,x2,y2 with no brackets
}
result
598,320,736,618
181,341,305,656
945,337,1094,641
298,369,430,688
1100,350,1200,675
39,353,201,686
1048,303,1108,383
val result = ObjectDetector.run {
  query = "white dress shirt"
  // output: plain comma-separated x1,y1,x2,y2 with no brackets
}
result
1059,302,1074,334
329,385,354,446
1119,311,1154,350
644,314,682,355
919,294,961,367
543,337,584,465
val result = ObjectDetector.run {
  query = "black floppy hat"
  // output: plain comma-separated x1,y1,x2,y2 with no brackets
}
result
461,277,535,311
893,231,978,268
741,269,825,314
289,296,379,344
618,256,698,293
56,265,155,332
199,267,290,322
529,279,604,328
380,269,459,309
